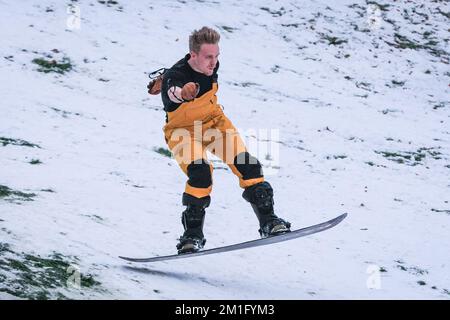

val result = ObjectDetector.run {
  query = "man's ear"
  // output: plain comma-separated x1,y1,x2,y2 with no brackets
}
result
190,51,198,59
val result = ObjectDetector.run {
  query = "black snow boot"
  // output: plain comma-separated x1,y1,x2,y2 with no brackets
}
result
242,181,291,238
177,194,210,254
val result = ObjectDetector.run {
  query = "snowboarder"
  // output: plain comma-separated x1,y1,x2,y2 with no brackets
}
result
147,26,291,254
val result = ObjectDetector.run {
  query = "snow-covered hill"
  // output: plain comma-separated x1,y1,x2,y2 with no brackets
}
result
0,0,449,299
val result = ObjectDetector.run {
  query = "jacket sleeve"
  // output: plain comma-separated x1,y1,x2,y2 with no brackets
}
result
161,70,186,110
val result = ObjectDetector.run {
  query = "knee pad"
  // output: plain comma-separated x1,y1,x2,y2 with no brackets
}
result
186,160,212,188
233,152,263,180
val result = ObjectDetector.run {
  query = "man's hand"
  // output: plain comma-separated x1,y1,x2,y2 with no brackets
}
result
181,82,200,101
147,77,162,95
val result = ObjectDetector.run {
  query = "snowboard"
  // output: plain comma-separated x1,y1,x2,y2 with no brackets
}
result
119,212,347,263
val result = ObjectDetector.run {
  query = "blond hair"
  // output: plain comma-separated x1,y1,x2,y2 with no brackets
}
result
189,27,220,53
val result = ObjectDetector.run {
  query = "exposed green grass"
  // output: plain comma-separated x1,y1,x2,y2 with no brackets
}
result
392,33,422,50
231,81,260,88
0,137,40,148
375,147,442,166
322,34,347,46
153,147,172,158
49,107,79,118
381,109,398,114
433,102,447,110
366,1,390,12
97,0,123,11
355,81,372,91
365,161,387,168
431,208,450,215
437,8,450,19
32,57,73,74
397,264,408,271
408,266,429,276
327,155,348,160
0,185,36,202
29,159,42,165
391,80,405,87
219,25,238,33
388,33,449,58
0,243,102,300
98,0,119,5
81,214,104,223
260,7,286,17
396,261,429,276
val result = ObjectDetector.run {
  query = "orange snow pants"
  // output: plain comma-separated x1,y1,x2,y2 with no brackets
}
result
163,84,264,200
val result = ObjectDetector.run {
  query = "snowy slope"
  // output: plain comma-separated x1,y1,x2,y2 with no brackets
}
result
0,0,449,299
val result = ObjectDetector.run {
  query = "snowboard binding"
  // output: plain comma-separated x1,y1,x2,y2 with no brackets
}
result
177,236,206,254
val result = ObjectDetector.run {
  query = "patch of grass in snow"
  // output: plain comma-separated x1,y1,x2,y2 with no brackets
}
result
98,0,119,5
365,161,387,168
395,261,429,276
375,147,443,166
437,8,450,19
218,25,238,33
0,185,36,202
321,34,348,46
389,80,406,87
153,147,172,158
381,109,402,115
397,265,408,271
97,0,123,11
0,137,40,148
387,33,449,58
29,159,42,165
49,107,82,118
259,7,286,17
0,243,101,300
391,34,421,50
326,155,348,160
431,208,450,215
81,214,105,223
355,81,372,91
1,228,13,235
0,243,14,254
433,102,448,110
32,57,73,74
366,1,390,12
230,81,261,88
408,267,429,276
281,23,302,28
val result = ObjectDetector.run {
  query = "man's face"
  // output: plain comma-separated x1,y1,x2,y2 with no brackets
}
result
190,43,220,76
